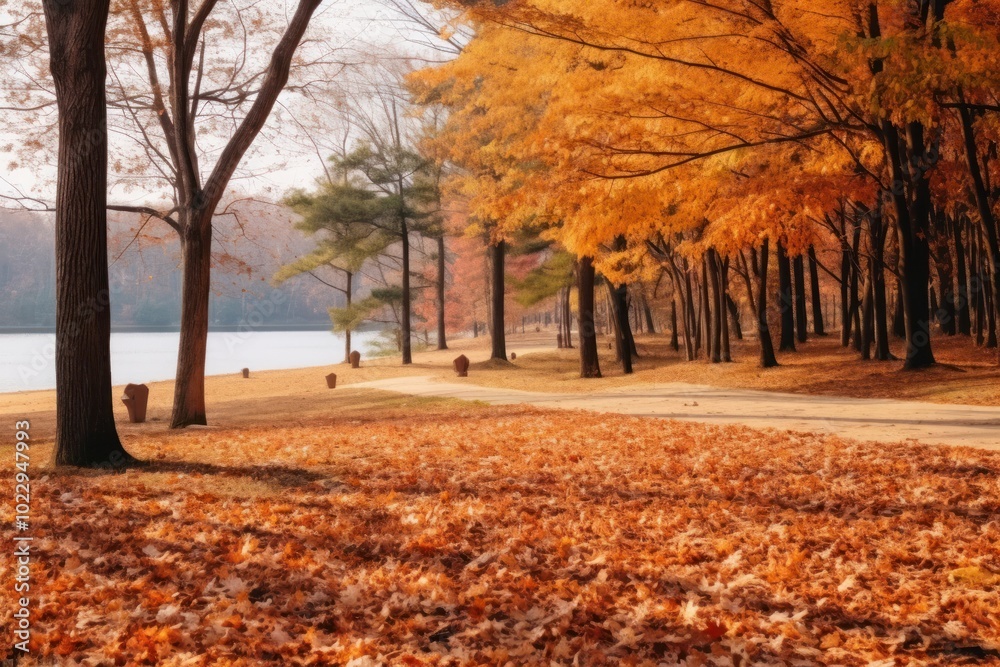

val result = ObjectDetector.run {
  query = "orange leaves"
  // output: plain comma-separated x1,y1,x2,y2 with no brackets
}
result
220,614,245,631
2,405,1000,663
141,589,172,609
53,635,85,656
415,0,1000,289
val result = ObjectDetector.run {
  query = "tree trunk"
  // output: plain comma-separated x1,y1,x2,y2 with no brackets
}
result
436,235,448,350
793,254,808,343
626,295,639,357
807,246,825,335
959,103,1000,360
872,260,891,362
682,260,697,361
578,257,602,378
893,281,907,339
868,208,891,360
170,219,214,428
840,227,852,346
885,120,935,368
726,295,743,340
400,221,413,364
851,290,863,352
715,252,732,362
669,298,680,351
46,0,131,466
971,230,985,346
607,286,621,362
562,284,573,348
700,259,712,357
721,258,742,341
777,241,796,352
755,241,779,368
934,255,956,335
860,272,874,360
611,281,633,374
707,251,723,363
953,216,972,335
490,240,507,361
986,257,998,348
168,0,325,424
868,4,934,368
344,271,353,363
849,217,863,352
642,291,656,334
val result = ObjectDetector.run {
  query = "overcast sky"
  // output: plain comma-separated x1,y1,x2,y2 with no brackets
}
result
0,0,459,212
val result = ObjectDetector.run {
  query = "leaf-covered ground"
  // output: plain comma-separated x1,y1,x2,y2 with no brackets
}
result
3,400,999,666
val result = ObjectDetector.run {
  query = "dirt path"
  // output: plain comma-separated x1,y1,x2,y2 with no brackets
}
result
356,376,1000,450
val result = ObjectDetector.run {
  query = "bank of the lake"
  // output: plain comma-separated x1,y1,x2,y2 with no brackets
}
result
0,329,382,393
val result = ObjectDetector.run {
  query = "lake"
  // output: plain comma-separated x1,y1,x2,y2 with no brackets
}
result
0,330,381,393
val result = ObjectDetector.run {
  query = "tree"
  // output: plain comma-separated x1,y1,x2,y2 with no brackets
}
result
793,255,808,344
488,238,507,360
421,145,452,353
163,0,326,426
42,0,132,466
777,242,796,353
2,0,336,426
751,241,779,368
341,139,437,364
279,137,438,365
808,247,826,336
415,0,1000,375
275,180,395,362
577,257,601,378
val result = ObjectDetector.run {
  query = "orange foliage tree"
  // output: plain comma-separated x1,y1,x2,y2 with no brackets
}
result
413,0,1000,374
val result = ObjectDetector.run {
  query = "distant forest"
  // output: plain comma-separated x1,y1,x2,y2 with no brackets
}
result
0,211,345,331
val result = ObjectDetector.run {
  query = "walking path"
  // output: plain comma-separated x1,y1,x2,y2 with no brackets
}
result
356,376,1000,450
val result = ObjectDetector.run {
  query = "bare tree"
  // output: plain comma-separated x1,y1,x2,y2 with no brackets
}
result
2,1,340,427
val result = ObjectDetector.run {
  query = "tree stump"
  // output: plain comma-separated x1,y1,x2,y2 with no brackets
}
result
557,333,563,349
511,353,517,360
241,368,250,378
325,373,337,389
349,350,361,369
453,354,470,377
121,383,149,424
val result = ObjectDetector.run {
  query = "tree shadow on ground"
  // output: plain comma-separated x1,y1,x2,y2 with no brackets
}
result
49,459,329,488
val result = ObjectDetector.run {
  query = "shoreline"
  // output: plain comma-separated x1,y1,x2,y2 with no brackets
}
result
0,323,369,334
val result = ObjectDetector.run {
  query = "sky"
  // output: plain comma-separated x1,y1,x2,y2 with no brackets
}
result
0,0,459,212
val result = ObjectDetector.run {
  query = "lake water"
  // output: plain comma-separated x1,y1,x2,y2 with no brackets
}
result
0,330,380,393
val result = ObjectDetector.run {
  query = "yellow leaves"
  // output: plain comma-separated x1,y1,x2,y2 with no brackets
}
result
414,0,1000,285
948,566,1000,589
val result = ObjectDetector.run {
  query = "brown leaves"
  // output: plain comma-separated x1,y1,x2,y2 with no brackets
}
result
2,406,1000,665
